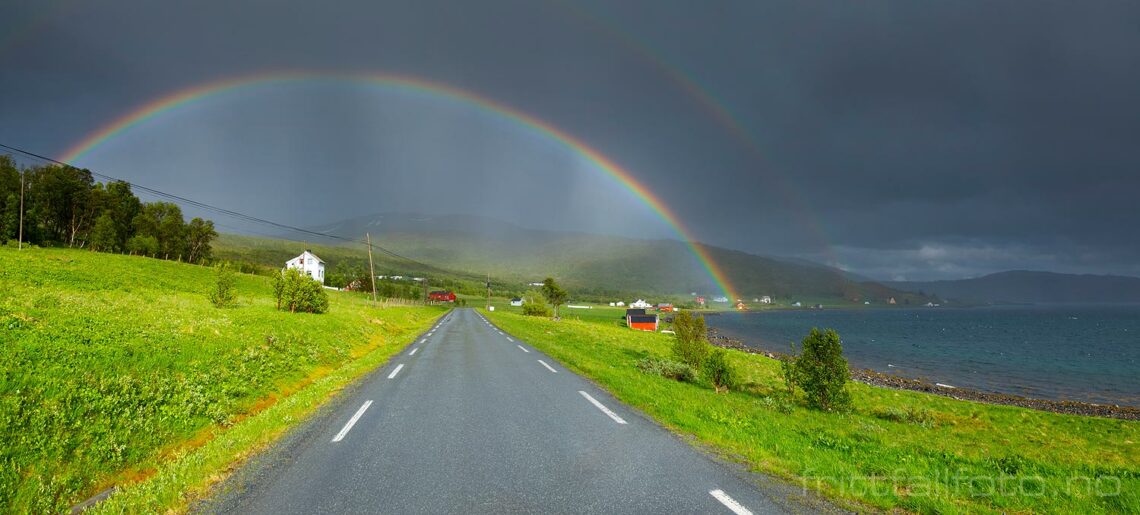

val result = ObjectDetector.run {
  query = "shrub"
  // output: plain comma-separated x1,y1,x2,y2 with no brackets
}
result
671,311,710,368
780,342,798,395
274,268,329,313
871,406,937,428
522,300,551,317
208,263,236,308
793,328,851,412
636,357,696,382
703,348,738,392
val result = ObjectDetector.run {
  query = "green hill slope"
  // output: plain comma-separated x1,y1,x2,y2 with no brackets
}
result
0,247,441,512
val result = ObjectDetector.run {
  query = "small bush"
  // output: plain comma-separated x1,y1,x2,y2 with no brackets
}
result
759,396,796,414
636,357,696,382
274,268,329,314
522,300,551,317
703,348,738,392
871,406,937,428
208,263,236,308
780,342,798,396
794,328,851,412
671,311,710,368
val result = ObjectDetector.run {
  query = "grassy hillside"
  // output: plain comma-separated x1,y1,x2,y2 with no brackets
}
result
0,246,443,512
482,308,1140,513
228,213,930,303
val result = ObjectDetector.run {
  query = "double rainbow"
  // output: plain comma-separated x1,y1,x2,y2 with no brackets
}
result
59,71,741,301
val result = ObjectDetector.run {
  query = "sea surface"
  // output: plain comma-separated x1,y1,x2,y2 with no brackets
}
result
706,305,1140,407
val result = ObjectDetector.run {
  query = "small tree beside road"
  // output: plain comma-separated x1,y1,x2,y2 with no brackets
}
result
671,310,710,368
541,277,567,319
789,328,851,411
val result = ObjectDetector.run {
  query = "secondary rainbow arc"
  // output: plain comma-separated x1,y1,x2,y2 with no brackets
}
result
59,71,742,302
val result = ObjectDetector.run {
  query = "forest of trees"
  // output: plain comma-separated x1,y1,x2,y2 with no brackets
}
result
0,155,217,263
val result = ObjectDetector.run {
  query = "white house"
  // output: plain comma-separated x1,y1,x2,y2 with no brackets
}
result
285,250,325,284
615,301,626,307
630,299,651,309
510,298,524,307
758,296,772,304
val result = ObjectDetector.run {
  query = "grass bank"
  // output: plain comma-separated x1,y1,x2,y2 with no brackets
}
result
483,309,1139,513
0,247,444,513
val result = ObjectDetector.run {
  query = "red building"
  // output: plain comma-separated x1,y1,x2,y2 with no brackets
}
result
428,290,456,302
625,309,658,331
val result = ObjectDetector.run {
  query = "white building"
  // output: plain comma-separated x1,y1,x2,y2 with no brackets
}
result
630,299,652,309
615,301,626,307
510,298,524,307
285,250,325,284
758,296,772,304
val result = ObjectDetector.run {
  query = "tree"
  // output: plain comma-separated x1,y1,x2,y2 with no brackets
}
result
89,213,118,252
671,310,710,368
792,328,851,412
126,234,159,256
104,181,141,249
133,202,186,259
0,156,18,243
185,218,217,264
541,277,568,319
25,164,95,246
272,269,286,309
703,348,738,393
209,263,237,308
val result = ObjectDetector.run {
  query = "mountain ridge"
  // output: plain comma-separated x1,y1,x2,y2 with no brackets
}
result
885,270,1140,304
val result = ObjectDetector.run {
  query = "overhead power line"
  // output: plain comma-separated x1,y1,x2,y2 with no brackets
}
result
0,142,437,270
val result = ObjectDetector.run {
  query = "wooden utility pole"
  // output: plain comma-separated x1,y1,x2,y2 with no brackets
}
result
486,272,491,309
17,170,24,250
365,233,377,305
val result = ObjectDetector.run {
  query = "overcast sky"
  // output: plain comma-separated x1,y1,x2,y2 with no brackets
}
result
2,0,1138,280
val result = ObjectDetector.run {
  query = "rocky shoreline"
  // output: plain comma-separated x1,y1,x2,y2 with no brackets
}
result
707,330,1140,421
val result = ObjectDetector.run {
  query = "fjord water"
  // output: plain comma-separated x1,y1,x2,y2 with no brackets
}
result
707,305,1140,406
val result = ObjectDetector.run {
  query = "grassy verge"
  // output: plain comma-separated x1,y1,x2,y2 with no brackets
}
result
0,247,444,512
483,309,1140,513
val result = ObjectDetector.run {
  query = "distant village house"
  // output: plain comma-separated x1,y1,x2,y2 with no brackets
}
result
510,298,524,306
428,290,456,302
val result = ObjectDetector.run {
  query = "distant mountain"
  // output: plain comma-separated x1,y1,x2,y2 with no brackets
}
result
885,270,1140,304
289,212,928,303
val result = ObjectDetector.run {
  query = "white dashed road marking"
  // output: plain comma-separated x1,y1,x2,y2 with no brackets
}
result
709,490,753,515
388,364,405,379
538,360,557,373
331,400,372,442
578,391,627,425
517,345,529,353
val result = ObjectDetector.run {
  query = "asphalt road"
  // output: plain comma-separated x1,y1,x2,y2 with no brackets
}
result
201,308,800,514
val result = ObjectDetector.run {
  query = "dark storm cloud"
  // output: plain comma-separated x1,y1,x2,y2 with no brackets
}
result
1,0,1138,279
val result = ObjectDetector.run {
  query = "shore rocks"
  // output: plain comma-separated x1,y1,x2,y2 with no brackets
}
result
707,329,1140,421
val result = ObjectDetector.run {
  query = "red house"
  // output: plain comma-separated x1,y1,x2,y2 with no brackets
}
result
626,309,659,332
428,290,456,302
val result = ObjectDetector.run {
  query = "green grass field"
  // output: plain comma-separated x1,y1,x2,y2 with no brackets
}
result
0,246,443,513
483,309,1140,513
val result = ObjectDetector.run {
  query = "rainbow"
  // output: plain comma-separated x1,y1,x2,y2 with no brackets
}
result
59,71,742,301
555,2,837,265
